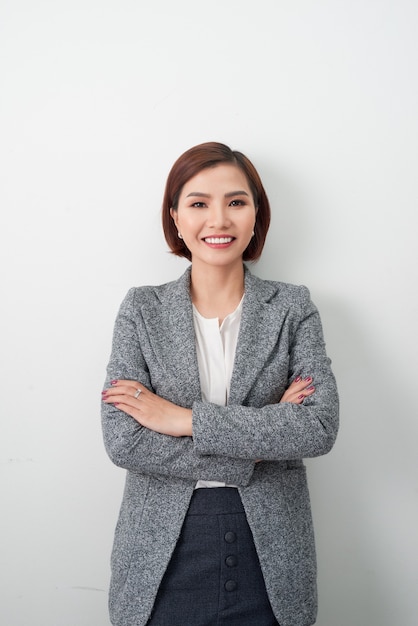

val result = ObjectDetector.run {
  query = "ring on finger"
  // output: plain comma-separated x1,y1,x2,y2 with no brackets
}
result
134,388,142,399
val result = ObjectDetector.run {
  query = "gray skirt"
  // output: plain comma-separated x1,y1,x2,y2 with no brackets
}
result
147,487,280,626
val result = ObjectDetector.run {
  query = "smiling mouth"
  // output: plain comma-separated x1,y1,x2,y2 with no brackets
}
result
203,237,235,244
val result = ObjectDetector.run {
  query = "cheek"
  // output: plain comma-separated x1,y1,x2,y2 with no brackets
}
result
242,211,257,229
176,213,200,233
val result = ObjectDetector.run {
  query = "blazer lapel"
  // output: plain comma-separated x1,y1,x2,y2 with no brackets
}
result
139,266,289,408
229,268,289,405
139,267,202,405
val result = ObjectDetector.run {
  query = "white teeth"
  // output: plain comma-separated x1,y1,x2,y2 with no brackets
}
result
204,237,233,244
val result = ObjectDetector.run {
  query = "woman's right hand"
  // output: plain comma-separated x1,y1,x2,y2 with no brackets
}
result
279,376,315,404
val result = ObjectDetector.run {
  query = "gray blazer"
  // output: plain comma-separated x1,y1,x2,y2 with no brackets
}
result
102,266,339,626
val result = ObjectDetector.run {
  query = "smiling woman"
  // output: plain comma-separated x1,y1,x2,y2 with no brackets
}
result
101,142,339,626
170,164,257,278
162,142,271,262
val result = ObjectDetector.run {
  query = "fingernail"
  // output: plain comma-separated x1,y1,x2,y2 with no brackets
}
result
298,394,305,399
306,385,315,391
111,380,118,385
294,376,301,382
304,376,312,382
101,390,107,395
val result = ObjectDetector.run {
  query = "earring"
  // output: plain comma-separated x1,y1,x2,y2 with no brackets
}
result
251,230,255,236
178,232,183,239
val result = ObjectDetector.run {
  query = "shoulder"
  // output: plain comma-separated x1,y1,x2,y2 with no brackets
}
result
244,267,312,310
119,267,191,313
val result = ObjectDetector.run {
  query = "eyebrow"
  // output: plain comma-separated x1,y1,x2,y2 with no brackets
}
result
185,190,250,198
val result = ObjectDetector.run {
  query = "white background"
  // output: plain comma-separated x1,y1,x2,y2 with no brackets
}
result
1,1,417,625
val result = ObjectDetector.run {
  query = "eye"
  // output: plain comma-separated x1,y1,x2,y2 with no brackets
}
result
191,201,207,208
229,199,246,207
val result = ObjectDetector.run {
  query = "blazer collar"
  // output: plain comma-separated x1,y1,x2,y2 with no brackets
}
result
228,267,286,404
140,265,286,406
139,267,201,404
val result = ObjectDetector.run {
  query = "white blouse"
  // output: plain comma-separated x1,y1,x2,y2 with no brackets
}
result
192,297,244,489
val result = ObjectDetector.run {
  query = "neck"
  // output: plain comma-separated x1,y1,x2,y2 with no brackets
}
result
190,261,245,322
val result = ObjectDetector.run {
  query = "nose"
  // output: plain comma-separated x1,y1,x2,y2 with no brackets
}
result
207,203,231,229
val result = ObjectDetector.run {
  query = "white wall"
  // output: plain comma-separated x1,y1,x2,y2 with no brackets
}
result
1,1,417,624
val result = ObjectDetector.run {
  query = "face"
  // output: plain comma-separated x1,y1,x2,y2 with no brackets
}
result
170,164,257,271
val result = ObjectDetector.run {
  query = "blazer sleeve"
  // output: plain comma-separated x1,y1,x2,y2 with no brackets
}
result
101,289,255,486
192,287,339,461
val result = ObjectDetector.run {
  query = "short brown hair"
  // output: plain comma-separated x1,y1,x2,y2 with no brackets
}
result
162,142,271,262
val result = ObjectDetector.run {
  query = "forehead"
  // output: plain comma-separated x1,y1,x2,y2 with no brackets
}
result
180,164,251,197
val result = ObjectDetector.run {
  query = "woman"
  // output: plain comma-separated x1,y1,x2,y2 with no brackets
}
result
101,142,339,626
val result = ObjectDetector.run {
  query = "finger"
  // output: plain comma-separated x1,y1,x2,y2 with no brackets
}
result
102,394,144,412
289,376,313,390
301,385,315,397
281,393,305,405
110,379,144,390
283,377,314,398
102,387,130,400
103,382,145,398
280,384,315,404
102,387,144,406
295,385,316,402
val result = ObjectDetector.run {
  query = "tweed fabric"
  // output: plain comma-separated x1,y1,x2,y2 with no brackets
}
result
102,265,339,626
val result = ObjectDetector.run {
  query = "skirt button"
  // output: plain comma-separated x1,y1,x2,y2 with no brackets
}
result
224,580,237,592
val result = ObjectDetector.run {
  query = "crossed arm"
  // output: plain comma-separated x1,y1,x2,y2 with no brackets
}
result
101,286,338,476
102,375,316,438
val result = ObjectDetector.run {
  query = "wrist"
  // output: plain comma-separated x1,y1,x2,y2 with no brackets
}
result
179,408,193,437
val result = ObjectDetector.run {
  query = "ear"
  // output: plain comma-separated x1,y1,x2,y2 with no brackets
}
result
170,207,179,229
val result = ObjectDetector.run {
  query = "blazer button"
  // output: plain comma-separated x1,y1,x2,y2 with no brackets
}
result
224,531,236,543
225,555,238,567
225,580,237,592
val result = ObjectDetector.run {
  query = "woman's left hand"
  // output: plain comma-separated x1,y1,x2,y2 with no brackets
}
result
279,376,315,404
102,380,193,437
